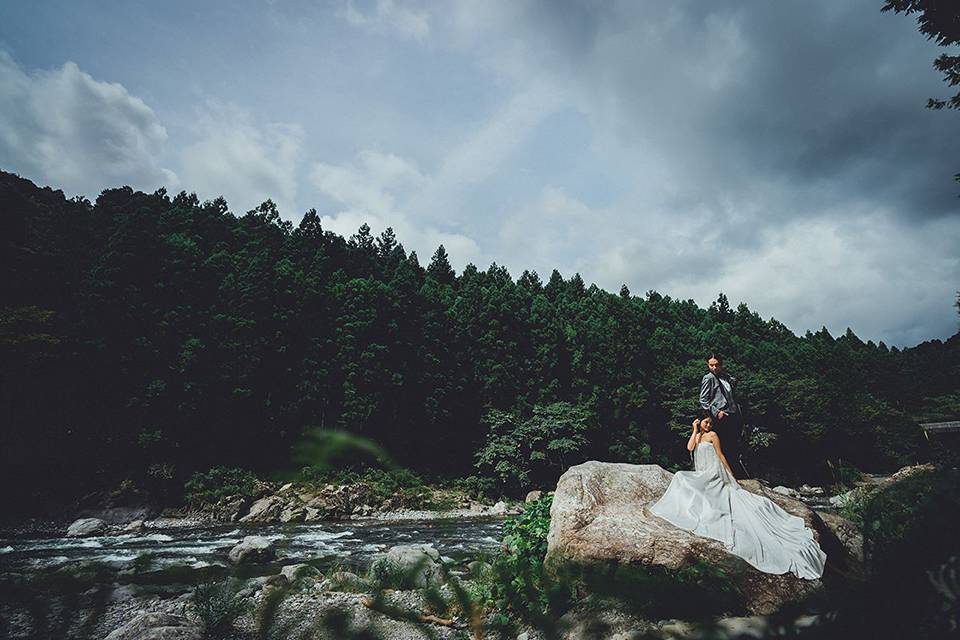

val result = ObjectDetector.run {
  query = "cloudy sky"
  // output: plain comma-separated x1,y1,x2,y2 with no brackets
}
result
1,1,958,347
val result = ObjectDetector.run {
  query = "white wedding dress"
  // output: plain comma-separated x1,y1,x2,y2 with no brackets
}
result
649,440,827,580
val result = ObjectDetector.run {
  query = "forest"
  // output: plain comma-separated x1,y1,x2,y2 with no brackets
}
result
2,170,957,513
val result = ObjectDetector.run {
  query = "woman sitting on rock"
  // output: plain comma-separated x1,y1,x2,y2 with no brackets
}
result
648,414,827,579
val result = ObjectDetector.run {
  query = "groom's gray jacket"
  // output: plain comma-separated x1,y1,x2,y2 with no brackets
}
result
700,372,740,419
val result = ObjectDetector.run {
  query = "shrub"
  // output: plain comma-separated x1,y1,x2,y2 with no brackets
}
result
451,474,497,500
863,467,960,577
184,467,258,506
485,495,564,624
502,494,553,561
189,578,251,638
475,402,597,495
856,467,960,638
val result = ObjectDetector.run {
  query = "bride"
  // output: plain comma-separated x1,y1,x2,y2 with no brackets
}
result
648,415,827,580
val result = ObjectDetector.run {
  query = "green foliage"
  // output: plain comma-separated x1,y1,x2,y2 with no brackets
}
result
836,486,873,527
367,556,439,591
288,429,395,480
882,0,960,112
502,494,553,561
184,467,259,505
826,458,864,490
300,464,428,504
863,468,960,577
566,558,745,620
475,403,596,494
1,170,956,512
483,495,562,625
366,557,409,590
815,466,960,639
190,578,251,638
0,564,113,640
450,474,498,500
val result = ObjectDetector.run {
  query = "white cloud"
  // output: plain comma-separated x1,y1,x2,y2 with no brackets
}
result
422,1,960,344
407,82,565,222
0,52,176,197
179,102,303,217
337,0,430,41
310,148,481,269
495,184,959,346
309,80,565,272
683,212,960,347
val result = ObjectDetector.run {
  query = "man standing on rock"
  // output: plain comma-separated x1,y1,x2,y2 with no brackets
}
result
700,354,748,478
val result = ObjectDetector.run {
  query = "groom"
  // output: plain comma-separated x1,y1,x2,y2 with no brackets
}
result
700,354,748,478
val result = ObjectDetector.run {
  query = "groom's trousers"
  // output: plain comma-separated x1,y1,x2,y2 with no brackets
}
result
715,412,747,478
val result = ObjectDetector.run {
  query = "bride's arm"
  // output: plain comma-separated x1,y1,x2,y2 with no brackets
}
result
710,435,737,481
686,419,700,452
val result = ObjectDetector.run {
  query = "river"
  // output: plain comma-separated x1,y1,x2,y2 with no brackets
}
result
0,516,506,587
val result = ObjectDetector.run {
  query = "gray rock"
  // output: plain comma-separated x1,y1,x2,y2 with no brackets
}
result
264,573,288,586
490,500,508,515
818,511,864,565
558,605,654,639
228,535,276,564
212,495,250,522
107,584,138,603
525,490,543,503
771,486,799,498
67,517,107,537
370,543,443,588
122,519,146,533
317,570,366,591
280,563,320,582
279,506,305,523
545,461,834,616
467,560,492,576
656,613,825,639
105,612,201,640
239,496,284,522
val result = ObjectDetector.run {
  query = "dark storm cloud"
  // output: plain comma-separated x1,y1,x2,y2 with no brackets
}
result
515,0,959,223
442,0,958,344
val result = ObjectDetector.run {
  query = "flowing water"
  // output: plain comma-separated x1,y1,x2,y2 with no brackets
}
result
0,517,506,587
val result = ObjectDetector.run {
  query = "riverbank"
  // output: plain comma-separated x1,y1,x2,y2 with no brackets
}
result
1,550,834,640
3,463,940,639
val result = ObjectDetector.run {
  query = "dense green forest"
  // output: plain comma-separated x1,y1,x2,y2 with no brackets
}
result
1,170,957,512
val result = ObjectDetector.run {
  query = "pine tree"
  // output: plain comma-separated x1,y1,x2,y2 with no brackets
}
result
427,244,455,285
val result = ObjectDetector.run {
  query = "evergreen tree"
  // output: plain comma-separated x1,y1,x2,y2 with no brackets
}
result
427,244,455,285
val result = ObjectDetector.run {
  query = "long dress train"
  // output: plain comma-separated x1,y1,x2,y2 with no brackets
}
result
648,441,827,580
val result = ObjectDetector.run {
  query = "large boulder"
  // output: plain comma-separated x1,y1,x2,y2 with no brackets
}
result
817,511,864,566
228,535,276,564
105,612,201,640
545,461,843,616
66,517,107,537
239,496,284,522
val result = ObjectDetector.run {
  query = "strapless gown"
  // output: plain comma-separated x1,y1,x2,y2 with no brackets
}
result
649,441,827,579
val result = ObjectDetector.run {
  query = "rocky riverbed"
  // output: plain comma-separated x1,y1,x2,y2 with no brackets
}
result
2,467,925,639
